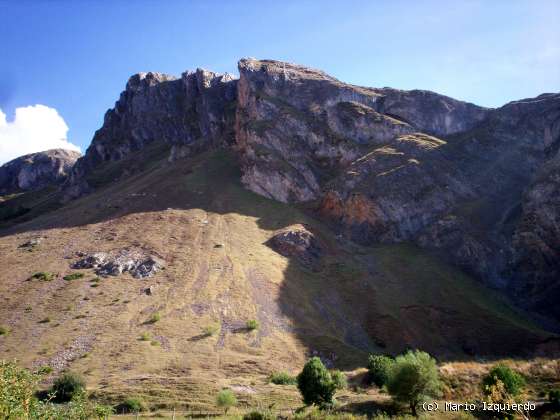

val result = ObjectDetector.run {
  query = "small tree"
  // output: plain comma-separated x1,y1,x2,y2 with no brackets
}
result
216,389,237,414
50,371,86,403
386,350,442,416
482,365,525,397
367,354,394,387
331,370,347,390
297,357,337,407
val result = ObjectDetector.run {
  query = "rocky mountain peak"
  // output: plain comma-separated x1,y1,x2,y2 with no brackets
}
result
53,58,560,324
0,149,81,194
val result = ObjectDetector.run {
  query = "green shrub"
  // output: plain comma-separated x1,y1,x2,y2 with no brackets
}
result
39,317,51,324
203,323,220,336
482,365,525,397
331,370,347,390
148,312,161,323
150,340,160,346
63,273,85,281
216,389,237,414
37,365,53,375
297,357,337,407
246,319,260,330
0,326,8,336
550,389,560,410
139,332,151,341
0,360,38,418
367,354,394,387
269,371,297,385
29,272,54,281
50,371,86,403
1,360,106,418
243,410,275,420
118,397,147,413
386,350,442,416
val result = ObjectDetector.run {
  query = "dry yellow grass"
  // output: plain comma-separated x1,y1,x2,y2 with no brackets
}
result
0,149,557,415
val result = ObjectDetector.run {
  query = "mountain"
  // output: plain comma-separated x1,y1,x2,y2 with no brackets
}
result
0,59,559,409
0,149,80,194
64,58,560,325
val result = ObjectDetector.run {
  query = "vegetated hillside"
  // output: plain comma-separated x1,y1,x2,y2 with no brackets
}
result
0,146,556,409
1,58,560,412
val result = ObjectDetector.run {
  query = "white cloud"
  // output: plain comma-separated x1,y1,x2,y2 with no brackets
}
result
0,105,81,165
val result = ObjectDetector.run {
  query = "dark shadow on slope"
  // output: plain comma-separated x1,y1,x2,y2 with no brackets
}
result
0,147,558,368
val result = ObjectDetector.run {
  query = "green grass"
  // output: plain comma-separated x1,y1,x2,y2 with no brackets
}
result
0,186,62,229
246,319,260,331
202,323,220,336
37,365,53,375
139,332,151,341
269,371,297,385
148,312,161,324
63,273,85,281
29,272,55,282
0,325,9,336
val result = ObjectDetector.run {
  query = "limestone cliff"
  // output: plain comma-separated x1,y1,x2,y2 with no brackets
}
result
55,58,559,325
0,149,81,194
67,69,237,197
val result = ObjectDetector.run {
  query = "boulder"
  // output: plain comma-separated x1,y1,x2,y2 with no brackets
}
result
267,224,323,270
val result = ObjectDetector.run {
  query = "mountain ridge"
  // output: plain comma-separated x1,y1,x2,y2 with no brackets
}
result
1,58,559,358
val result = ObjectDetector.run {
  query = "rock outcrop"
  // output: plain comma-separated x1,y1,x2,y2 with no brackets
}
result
511,145,560,320
67,69,237,196
234,59,560,323
0,149,81,194
266,224,323,270
72,249,164,278
50,58,560,324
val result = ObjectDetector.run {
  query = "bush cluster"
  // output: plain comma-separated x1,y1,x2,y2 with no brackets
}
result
482,364,525,397
50,372,86,403
29,272,55,281
367,354,394,387
1,361,112,419
117,396,147,413
63,273,85,281
269,371,297,385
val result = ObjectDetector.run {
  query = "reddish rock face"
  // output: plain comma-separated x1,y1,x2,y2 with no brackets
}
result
234,59,560,322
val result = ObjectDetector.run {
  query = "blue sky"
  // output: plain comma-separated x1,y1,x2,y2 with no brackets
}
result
0,0,559,162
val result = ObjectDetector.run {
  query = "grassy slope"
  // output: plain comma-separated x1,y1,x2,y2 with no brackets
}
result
0,148,555,412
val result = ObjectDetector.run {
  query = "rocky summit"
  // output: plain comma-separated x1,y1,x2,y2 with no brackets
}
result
0,148,81,194
1,59,560,408
58,58,560,326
